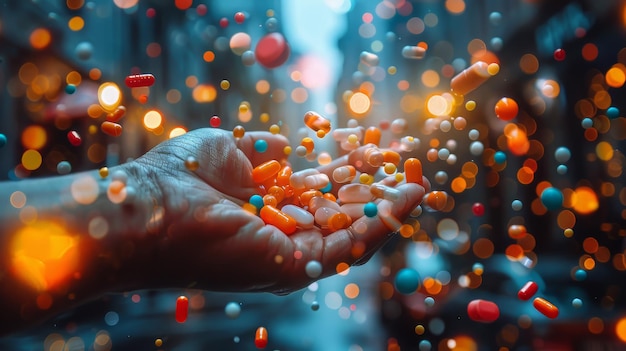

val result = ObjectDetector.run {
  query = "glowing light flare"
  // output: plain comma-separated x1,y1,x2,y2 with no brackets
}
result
97,82,121,111
143,110,163,130
192,84,217,103
426,94,454,117
29,28,51,50
10,221,80,291
348,91,371,116
537,79,561,98
606,66,626,88
169,127,187,139
571,186,599,214
296,55,331,89
113,0,138,9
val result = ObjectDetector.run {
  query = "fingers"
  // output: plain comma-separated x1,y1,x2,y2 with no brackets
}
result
235,131,290,167
318,182,425,275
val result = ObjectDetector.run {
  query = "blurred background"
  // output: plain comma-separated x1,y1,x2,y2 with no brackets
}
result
1,0,625,350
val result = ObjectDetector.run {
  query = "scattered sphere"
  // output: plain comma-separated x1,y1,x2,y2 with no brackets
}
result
424,296,435,307
225,302,241,319
219,17,229,28
434,171,448,184
540,187,563,211
265,17,278,32
254,139,268,153
554,146,571,163
57,161,72,174
607,106,620,119
574,268,587,281
490,37,503,51
75,41,93,60
184,156,199,171
255,32,290,69
210,115,221,128
469,141,484,156
65,84,76,94
472,263,484,275
557,164,568,175
395,268,420,295
234,11,245,24
511,199,523,211
241,50,256,66
305,260,323,278
581,118,593,129
494,151,507,164
249,194,264,210
553,48,566,61
572,298,583,308
418,340,432,351
311,301,320,311
494,97,519,121
489,12,502,25
471,202,485,216
0,133,6,147
468,129,480,140
363,202,378,217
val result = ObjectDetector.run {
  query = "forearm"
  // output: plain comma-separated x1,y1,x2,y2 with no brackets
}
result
0,162,159,335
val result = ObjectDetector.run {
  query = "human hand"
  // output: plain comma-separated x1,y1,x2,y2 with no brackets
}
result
128,128,426,294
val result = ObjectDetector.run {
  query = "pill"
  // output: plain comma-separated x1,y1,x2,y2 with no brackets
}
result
308,196,341,214
101,121,122,137
423,191,448,211
304,173,330,190
382,150,401,165
260,205,297,235
266,186,285,203
340,139,360,151
125,73,155,88
255,326,268,349
67,130,82,146
533,297,559,319
400,136,419,152
450,61,491,96
300,137,314,154
304,111,331,134
323,192,337,202
404,158,423,185
276,166,292,186
360,51,380,66
467,299,499,322
363,202,378,217
370,183,401,201
340,203,365,219
518,281,538,301
363,126,381,146
106,105,126,122
176,296,188,323
262,194,278,207
252,160,281,184
332,127,363,142
281,204,315,229
494,97,519,121
327,212,351,231
401,45,426,59
364,148,384,167
333,165,357,183
233,125,245,138
299,190,323,207
314,207,339,228
338,183,374,203
290,169,320,189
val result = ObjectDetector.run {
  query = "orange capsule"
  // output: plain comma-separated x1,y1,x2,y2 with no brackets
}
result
382,150,401,165
260,205,297,235
267,186,285,203
364,148,384,167
299,190,322,207
304,111,331,134
363,126,381,146
255,326,268,349
404,158,423,185
450,61,491,96
300,137,315,154
263,194,278,207
101,121,122,137
533,297,559,319
106,105,127,122
323,192,337,202
424,191,448,211
276,166,292,186
252,160,281,184
332,165,356,183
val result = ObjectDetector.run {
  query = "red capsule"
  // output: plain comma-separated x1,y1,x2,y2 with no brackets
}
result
106,106,127,122
175,296,188,323
255,326,268,349
467,299,500,323
124,73,155,88
67,130,82,146
518,281,538,301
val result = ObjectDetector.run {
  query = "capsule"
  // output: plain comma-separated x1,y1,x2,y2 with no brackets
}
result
304,173,330,190
175,296,188,323
125,73,155,88
382,150,401,165
266,186,285,204
332,165,356,183
260,206,297,235
315,207,351,231
364,148,384,167
304,111,331,134
404,158,423,185
533,297,559,319
363,126,381,146
308,196,341,214
400,136,419,152
106,105,127,122
467,299,500,323
299,190,323,208
401,45,426,59
300,137,314,154
255,326,268,349
340,203,365,219
423,191,448,211
370,183,401,201
290,169,320,189
276,166,292,186
67,130,82,146
338,183,374,203
332,127,363,142
281,204,315,229
450,61,491,96
359,51,380,66
101,121,123,137
518,281,538,301
252,160,281,184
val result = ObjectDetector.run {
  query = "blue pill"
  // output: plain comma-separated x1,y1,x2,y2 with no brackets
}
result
0,133,6,148
363,202,378,217
494,151,506,164
607,106,619,119
557,165,568,175
249,194,264,210
540,187,563,211
254,139,268,153
65,84,76,94
395,267,420,295
572,298,583,308
581,118,593,129
574,269,587,281
320,181,332,193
